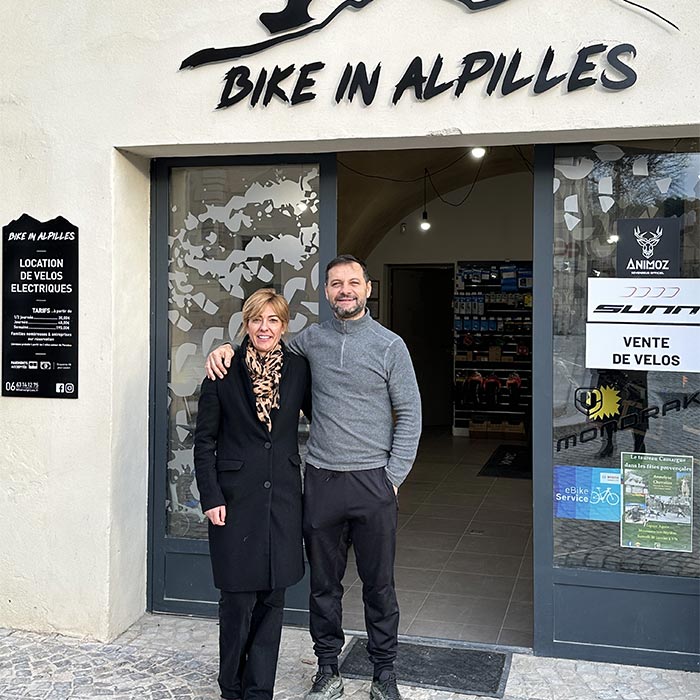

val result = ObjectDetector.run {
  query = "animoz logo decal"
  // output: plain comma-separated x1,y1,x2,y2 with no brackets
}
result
180,0,679,69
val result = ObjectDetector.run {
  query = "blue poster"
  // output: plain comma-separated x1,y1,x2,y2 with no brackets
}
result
554,465,621,522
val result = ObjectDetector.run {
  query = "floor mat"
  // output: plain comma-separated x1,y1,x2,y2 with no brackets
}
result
477,444,532,479
338,638,510,697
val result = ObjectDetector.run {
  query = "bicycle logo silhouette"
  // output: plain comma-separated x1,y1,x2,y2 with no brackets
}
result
590,486,620,506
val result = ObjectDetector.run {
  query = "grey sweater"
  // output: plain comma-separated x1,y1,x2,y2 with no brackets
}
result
288,312,421,486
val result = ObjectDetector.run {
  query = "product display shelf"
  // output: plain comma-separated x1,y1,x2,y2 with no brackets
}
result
453,260,533,439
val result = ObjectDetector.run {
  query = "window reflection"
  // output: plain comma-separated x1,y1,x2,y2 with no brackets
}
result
166,165,320,538
552,140,700,576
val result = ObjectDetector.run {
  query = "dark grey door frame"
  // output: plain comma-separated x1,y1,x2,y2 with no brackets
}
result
532,145,699,672
148,154,337,620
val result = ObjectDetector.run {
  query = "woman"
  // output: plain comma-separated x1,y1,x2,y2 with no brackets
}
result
194,288,310,700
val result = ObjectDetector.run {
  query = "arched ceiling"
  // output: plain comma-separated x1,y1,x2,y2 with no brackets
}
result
337,145,533,259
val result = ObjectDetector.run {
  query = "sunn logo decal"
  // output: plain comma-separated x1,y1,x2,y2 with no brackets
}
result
619,287,680,299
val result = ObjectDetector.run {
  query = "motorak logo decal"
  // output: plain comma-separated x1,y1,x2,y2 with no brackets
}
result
557,391,700,452
180,1,678,69
575,386,621,420
634,225,663,259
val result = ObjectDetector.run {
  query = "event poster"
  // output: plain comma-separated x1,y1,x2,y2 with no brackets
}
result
621,452,693,552
553,466,621,522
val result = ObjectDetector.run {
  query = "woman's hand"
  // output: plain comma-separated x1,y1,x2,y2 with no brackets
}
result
205,505,227,526
205,344,235,380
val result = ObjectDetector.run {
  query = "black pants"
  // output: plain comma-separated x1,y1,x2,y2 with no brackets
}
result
303,466,399,674
218,588,285,700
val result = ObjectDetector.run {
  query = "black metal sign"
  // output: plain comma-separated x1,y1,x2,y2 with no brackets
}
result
616,218,681,278
2,214,78,398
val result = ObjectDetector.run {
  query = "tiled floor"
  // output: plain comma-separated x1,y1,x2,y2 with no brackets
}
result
342,430,533,648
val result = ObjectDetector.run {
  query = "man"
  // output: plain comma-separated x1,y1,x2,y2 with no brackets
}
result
205,255,421,700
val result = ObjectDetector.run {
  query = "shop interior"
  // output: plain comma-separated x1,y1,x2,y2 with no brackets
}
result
336,146,535,648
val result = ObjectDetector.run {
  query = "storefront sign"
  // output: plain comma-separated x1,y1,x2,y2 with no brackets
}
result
176,0,682,109
2,214,79,398
585,278,700,373
206,44,638,110
621,452,693,552
587,278,700,324
585,324,700,373
616,218,681,277
554,465,621,522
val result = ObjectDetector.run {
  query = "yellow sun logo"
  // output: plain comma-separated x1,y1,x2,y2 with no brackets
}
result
590,386,621,420
575,385,621,420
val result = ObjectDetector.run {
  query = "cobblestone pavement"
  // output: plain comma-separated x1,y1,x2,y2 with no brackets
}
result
1,614,698,700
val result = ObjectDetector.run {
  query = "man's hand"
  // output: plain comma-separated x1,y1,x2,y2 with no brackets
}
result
205,344,234,380
205,505,227,526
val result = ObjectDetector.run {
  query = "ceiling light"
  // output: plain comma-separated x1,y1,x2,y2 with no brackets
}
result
420,168,431,232
420,210,431,232
471,147,486,159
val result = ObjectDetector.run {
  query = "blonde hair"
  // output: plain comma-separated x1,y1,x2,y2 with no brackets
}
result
240,288,289,337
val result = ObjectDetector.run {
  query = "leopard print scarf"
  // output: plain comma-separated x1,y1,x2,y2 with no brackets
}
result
244,341,283,432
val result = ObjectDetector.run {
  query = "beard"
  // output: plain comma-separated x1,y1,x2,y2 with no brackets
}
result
331,297,365,319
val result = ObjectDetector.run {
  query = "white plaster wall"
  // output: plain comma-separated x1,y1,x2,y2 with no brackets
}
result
366,171,533,318
2,2,699,157
0,0,698,639
107,152,151,639
367,171,533,269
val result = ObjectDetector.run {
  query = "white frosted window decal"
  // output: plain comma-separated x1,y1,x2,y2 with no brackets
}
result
166,164,320,538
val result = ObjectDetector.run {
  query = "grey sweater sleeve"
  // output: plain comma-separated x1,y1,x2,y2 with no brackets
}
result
285,327,309,357
384,339,422,487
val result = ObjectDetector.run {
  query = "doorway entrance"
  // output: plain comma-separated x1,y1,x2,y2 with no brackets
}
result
390,265,454,428
311,146,535,646
149,144,536,649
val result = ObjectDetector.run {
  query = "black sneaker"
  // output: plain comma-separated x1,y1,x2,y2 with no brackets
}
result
305,666,344,700
370,671,402,700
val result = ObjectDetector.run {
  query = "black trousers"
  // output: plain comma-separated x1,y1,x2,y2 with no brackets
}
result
218,588,285,700
303,465,399,673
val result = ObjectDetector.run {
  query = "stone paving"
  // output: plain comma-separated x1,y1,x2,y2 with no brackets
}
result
0,614,698,700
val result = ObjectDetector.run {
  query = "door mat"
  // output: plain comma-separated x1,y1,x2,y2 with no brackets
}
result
338,637,510,697
477,444,532,479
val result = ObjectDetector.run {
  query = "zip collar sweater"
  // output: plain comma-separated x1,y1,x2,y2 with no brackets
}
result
287,311,421,486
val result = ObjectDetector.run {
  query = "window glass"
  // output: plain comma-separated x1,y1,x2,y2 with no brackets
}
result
166,164,320,538
552,140,700,577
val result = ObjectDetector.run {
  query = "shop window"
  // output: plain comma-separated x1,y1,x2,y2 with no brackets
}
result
552,140,700,577
166,164,320,538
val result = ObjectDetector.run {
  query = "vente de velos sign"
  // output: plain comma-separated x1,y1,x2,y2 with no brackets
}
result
585,278,700,374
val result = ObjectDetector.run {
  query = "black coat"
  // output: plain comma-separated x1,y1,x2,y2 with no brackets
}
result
194,340,311,592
